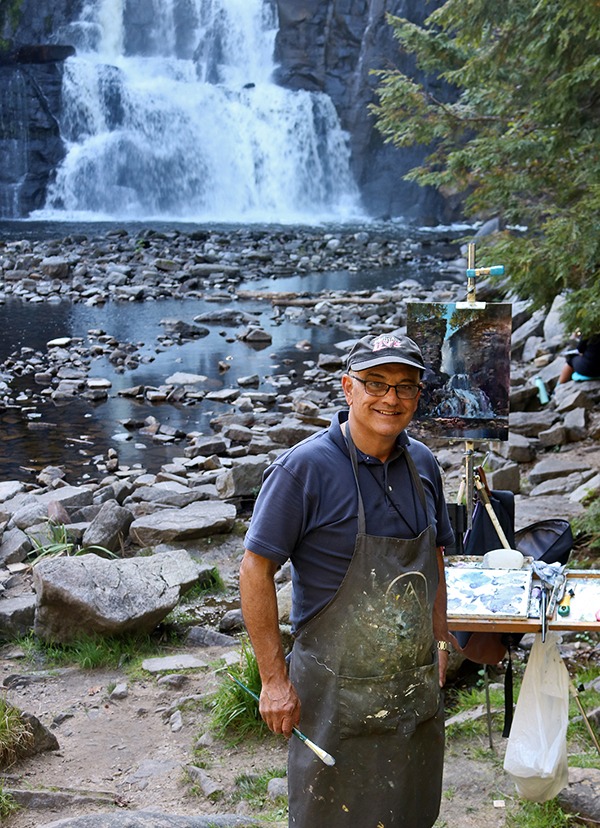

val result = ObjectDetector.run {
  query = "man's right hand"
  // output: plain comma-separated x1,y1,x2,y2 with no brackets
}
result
239,549,301,740
259,676,301,738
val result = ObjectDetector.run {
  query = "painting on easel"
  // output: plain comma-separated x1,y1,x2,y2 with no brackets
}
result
407,302,511,441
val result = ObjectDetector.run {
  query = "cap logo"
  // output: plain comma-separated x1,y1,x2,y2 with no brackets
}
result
372,334,403,352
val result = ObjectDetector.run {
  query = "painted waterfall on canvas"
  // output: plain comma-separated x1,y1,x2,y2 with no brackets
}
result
407,302,512,441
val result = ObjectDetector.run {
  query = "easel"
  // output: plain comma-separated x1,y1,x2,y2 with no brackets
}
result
455,242,506,749
455,242,505,529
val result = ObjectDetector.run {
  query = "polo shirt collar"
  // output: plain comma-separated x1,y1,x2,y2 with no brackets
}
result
331,410,409,463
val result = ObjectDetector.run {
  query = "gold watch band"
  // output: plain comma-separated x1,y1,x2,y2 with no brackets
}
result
437,640,451,652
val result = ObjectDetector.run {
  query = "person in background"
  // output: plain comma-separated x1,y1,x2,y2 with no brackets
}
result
239,332,455,828
559,333,600,383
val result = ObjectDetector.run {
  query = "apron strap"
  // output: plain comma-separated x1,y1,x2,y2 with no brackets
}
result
346,425,428,535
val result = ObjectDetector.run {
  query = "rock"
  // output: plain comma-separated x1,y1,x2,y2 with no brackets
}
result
33,550,201,642
267,776,288,800
81,500,134,553
528,457,593,486
109,682,129,700
0,594,36,640
17,711,60,756
215,455,270,499
558,767,600,824
0,526,32,566
508,411,558,437
486,464,520,493
129,501,236,545
0,481,25,502
39,814,266,827
185,626,239,647
563,408,587,441
142,654,208,673
538,423,568,447
497,433,536,464
267,417,322,446
569,473,600,503
186,766,224,798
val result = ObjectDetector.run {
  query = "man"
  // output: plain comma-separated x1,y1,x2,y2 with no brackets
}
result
239,332,455,827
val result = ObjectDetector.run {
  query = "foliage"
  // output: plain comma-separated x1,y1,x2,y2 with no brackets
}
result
572,495,600,553
180,567,225,603
372,0,600,335
210,638,268,738
0,785,19,819
506,798,573,828
17,629,172,671
0,697,33,770
234,767,287,811
26,520,119,565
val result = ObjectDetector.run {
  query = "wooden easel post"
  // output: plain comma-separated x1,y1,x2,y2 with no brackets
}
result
460,242,504,528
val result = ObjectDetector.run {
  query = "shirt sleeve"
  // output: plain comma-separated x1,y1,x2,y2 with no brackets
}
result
243,462,308,564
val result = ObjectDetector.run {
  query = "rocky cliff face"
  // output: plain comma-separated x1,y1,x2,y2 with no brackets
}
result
274,0,450,222
0,0,82,217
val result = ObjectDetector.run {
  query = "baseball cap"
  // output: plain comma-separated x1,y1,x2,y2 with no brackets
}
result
346,333,425,373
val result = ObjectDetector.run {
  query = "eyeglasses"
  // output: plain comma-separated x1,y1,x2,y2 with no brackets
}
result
349,373,422,400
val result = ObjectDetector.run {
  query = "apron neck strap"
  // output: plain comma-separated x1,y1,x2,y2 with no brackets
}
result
346,424,428,534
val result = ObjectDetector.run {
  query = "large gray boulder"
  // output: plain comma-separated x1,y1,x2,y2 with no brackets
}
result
129,501,236,546
32,550,201,642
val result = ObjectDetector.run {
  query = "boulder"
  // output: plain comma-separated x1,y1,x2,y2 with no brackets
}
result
81,500,134,553
0,527,32,566
0,594,36,640
215,455,271,499
33,550,201,643
129,501,236,546
529,457,593,487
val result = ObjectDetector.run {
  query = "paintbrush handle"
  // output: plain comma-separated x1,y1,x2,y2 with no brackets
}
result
227,673,335,766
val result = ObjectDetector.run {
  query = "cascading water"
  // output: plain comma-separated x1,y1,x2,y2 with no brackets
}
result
39,0,361,222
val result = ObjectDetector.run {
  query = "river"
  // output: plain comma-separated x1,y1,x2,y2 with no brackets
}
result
0,220,466,483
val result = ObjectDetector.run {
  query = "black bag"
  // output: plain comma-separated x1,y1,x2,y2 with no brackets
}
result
514,519,573,565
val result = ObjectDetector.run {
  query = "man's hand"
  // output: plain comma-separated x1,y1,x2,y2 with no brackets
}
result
239,549,301,738
260,676,301,738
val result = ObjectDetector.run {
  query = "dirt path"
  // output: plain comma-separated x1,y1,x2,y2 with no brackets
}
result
0,643,523,828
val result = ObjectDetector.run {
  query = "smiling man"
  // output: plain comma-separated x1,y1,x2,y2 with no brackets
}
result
240,332,455,828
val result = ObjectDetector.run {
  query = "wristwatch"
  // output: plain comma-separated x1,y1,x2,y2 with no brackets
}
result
437,640,451,652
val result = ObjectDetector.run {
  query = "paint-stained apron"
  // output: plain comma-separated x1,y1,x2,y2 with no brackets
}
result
288,430,444,828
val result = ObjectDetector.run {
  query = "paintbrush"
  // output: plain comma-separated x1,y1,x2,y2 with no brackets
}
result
226,672,336,766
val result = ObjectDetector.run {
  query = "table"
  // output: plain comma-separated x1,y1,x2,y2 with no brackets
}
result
447,568,600,635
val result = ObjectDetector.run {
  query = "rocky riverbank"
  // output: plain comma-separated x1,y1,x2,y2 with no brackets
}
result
0,224,599,826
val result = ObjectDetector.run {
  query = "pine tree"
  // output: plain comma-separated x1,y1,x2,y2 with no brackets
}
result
372,0,600,336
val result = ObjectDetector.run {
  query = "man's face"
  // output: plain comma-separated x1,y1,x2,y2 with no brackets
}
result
342,362,422,441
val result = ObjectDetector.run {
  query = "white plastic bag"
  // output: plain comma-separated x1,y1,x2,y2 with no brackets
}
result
503,631,569,801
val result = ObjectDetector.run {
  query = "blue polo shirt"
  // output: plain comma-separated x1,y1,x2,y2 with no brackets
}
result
244,410,454,632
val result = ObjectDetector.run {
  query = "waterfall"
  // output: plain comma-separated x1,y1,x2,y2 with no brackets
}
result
39,0,361,222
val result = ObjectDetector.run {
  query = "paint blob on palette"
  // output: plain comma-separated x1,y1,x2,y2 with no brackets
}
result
445,566,532,618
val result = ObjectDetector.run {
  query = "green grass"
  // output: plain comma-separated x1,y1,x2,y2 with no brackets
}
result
505,799,574,827
233,766,287,807
445,681,511,741
0,698,33,770
26,520,118,564
209,638,268,738
180,567,225,602
572,495,600,554
16,629,180,672
0,785,19,819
